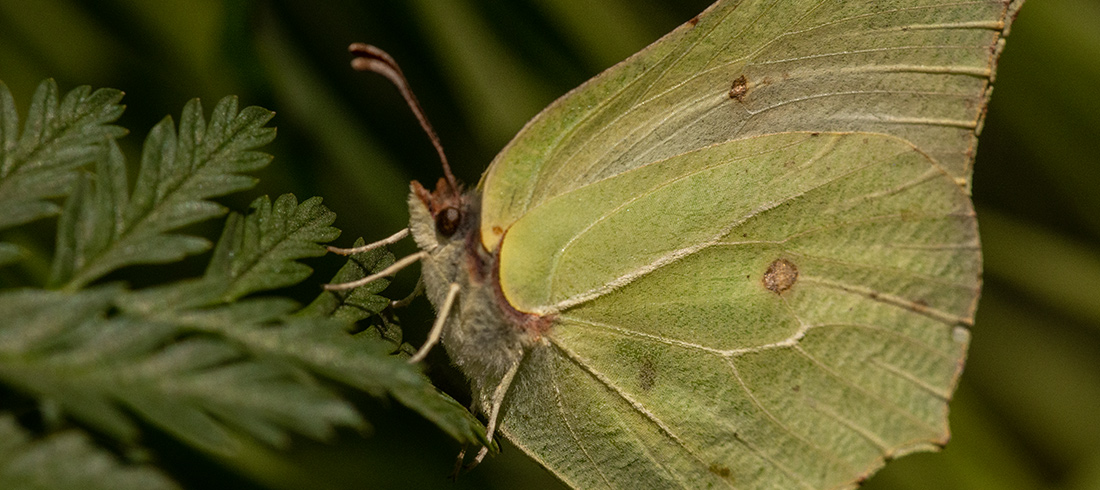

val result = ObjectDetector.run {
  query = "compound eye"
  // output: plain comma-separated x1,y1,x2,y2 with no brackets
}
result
435,206,461,237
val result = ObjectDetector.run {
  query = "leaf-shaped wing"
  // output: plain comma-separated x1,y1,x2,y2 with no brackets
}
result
500,132,978,489
479,0,1021,249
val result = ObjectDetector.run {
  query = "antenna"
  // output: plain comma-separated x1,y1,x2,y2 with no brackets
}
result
348,43,459,195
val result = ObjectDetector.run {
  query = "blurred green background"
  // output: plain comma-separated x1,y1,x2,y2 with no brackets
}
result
1,0,1097,489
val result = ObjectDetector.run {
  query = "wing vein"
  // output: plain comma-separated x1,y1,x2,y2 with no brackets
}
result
724,357,822,490
870,358,954,401
553,136,889,312
800,276,974,326
547,136,809,297
549,376,616,489
791,344,944,435
533,5,742,204
549,338,738,489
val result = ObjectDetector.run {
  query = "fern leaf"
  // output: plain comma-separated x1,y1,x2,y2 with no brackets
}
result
58,96,276,289
0,81,486,476
206,194,340,302
0,286,160,442
203,314,489,447
299,244,489,447
0,80,125,260
300,238,395,328
111,335,363,451
0,288,364,454
0,415,179,490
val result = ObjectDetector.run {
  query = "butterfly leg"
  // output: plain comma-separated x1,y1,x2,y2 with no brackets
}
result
409,282,460,363
324,251,427,291
450,398,480,478
326,228,409,255
390,275,425,309
469,358,522,467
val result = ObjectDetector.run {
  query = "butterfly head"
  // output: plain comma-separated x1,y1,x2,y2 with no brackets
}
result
409,177,479,256
412,176,466,234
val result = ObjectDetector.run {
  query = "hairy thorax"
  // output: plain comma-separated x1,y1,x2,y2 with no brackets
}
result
407,183,549,413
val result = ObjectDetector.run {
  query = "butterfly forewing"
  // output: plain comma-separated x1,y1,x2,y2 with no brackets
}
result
480,0,1017,249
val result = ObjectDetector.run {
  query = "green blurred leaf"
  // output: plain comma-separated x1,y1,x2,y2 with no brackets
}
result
980,208,1100,329
0,415,180,490
0,287,365,454
964,289,1100,472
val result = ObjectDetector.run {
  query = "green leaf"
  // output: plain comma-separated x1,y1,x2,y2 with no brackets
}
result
0,287,364,454
203,315,489,448
0,286,164,442
309,242,494,445
0,79,125,235
206,194,340,302
0,78,485,483
56,96,276,289
0,415,180,490
300,237,395,328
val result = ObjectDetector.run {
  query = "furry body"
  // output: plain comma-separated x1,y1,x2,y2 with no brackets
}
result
407,186,538,414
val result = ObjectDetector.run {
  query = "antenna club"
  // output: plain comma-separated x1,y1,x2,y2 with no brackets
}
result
348,43,460,194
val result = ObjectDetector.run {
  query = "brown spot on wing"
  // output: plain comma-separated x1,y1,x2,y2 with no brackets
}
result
729,75,748,101
762,258,798,294
709,463,732,479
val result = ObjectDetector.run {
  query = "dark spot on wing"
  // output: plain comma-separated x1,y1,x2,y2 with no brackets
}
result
709,463,732,479
762,258,798,294
688,15,700,27
729,75,748,102
639,358,657,391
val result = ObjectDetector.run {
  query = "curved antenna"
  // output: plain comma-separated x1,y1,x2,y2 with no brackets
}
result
349,43,459,194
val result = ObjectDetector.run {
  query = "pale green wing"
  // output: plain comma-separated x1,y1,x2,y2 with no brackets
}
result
498,132,979,489
479,0,1020,249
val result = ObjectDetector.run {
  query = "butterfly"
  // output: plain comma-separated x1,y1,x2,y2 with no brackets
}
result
330,0,1021,488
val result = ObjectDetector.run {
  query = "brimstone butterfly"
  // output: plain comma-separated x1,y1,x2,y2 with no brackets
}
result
331,1,1022,488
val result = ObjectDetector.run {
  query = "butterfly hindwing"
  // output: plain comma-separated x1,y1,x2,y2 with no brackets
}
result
497,132,977,488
